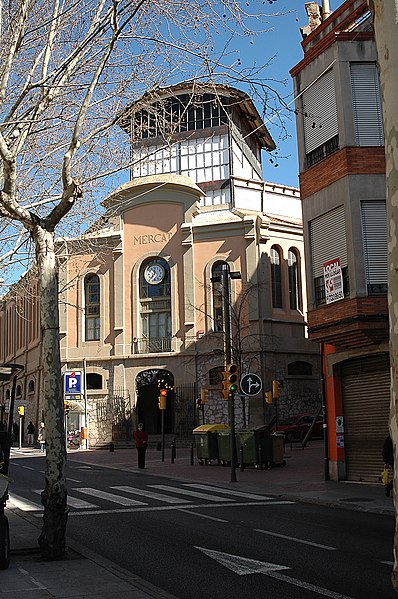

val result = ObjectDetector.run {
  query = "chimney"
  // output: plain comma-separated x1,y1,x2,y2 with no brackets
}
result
322,0,332,20
301,2,322,38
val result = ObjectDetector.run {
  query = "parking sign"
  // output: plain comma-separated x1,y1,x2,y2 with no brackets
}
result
64,371,82,395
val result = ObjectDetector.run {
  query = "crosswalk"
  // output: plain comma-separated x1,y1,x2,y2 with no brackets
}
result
7,483,292,516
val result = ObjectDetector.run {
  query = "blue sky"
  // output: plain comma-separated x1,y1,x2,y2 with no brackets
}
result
243,0,330,189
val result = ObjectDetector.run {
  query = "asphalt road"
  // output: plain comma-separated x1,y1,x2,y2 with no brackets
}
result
7,455,396,599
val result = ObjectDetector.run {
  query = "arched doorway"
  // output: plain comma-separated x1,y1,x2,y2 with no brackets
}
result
135,369,174,434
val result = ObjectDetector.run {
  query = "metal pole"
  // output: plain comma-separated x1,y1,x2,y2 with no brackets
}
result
161,410,165,462
19,415,22,449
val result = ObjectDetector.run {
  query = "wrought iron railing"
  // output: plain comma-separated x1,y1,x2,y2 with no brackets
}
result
132,337,172,354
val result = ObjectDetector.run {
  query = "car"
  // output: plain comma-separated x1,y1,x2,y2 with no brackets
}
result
276,413,324,443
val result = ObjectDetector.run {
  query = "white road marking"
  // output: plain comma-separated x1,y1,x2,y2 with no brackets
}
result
254,528,336,551
8,493,42,511
196,547,354,598
21,466,35,471
66,477,82,483
32,489,96,510
184,483,274,501
177,509,228,523
149,484,235,502
380,560,394,566
73,487,147,506
112,485,191,504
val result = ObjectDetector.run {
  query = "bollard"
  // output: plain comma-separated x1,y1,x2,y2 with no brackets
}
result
190,443,194,466
171,438,176,464
156,441,161,451
240,445,244,472
109,442,114,452
258,445,263,470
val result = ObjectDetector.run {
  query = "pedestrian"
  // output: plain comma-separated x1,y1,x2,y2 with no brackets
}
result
37,422,46,453
133,423,148,469
27,421,35,445
382,434,394,497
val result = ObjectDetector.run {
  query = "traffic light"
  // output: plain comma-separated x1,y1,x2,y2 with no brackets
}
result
17,406,24,416
218,371,229,400
265,391,273,404
64,400,69,415
227,364,239,393
158,389,167,410
272,380,280,399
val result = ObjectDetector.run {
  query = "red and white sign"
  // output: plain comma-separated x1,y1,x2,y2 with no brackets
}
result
323,258,344,304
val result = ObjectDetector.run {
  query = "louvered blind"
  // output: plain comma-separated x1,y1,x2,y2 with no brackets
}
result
303,69,338,154
310,205,347,278
350,62,384,146
361,200,388,285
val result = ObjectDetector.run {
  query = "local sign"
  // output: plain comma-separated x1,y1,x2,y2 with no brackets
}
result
323,257,344,304
240,373,263,397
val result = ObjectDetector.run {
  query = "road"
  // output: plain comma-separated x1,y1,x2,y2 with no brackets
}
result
7,452,396,599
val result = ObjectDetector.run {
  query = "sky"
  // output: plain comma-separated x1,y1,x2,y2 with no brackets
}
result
243,0,335,189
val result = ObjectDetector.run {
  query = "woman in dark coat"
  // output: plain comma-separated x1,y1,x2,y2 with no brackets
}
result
133,423,148,469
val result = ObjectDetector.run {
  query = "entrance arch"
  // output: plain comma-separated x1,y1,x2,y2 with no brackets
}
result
135,369,174,434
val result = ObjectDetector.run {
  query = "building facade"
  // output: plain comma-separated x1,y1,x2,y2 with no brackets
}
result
291,0,388,481
0,83,321,447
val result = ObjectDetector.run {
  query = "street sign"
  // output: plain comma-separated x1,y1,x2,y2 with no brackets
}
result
240,373,263,397
64,371,83,395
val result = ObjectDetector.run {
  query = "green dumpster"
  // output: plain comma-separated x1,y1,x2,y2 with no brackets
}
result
235,426,272,468
271,433,286,466
216,428,231,465
193,424,228,465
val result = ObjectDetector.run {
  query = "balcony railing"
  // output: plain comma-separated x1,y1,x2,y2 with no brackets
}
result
306,135,339,169
132,337,172,354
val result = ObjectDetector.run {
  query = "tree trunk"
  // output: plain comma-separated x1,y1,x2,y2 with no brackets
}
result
369,0,398,592
35,227,68,560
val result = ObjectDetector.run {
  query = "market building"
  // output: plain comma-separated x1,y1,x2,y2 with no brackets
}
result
0,83,321,447
291,0,388,481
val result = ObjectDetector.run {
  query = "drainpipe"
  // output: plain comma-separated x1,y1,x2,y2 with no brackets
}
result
322,0,332,20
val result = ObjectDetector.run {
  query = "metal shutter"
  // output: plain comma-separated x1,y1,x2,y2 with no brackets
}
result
350,62,384,146
303,69,338,154
341,354,390,482
361,200,388,285
310,205,347,277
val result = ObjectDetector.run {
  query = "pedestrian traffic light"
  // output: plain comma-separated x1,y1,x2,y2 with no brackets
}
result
218,371,229,400
64,400,69,415
272,380,280,400
265,391,273,404
17,406,24,416
158,389,167,410
227,364,239,393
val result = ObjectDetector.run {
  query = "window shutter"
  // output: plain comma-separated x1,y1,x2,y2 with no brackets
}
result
350,63,384,146
310,205,347,277
303,69,338,154
361,200,387,286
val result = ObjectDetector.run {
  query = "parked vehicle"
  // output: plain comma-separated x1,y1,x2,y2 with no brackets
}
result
276,413,324,443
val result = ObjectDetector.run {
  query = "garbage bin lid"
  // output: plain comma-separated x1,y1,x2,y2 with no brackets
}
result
193,424,229,433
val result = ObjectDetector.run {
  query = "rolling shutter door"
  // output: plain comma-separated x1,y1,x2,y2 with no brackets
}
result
303,69,338,154
341,354,390,482
310,205,347,278
350,63,384,146
361,200,388,287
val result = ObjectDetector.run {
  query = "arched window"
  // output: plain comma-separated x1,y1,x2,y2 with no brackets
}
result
16,384,22,397
211,261,229,332
288,248,301,310
270,246,283,308
288,361,313,376
139,258,171,353
86,373,103,390
28,380,35,394
85,274,100,341
209,366,224,386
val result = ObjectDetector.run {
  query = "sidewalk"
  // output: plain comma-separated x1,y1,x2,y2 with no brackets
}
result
2,440,394,598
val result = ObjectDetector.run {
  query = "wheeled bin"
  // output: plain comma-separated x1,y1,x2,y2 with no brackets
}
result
216,428,231,466
235,426,273,468
193,424,228,465
271,433,286,466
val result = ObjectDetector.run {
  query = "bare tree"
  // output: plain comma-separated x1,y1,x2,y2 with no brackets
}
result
367,0,398,592
0,0,290,560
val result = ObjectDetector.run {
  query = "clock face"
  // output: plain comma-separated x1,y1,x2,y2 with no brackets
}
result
144,263,165,284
